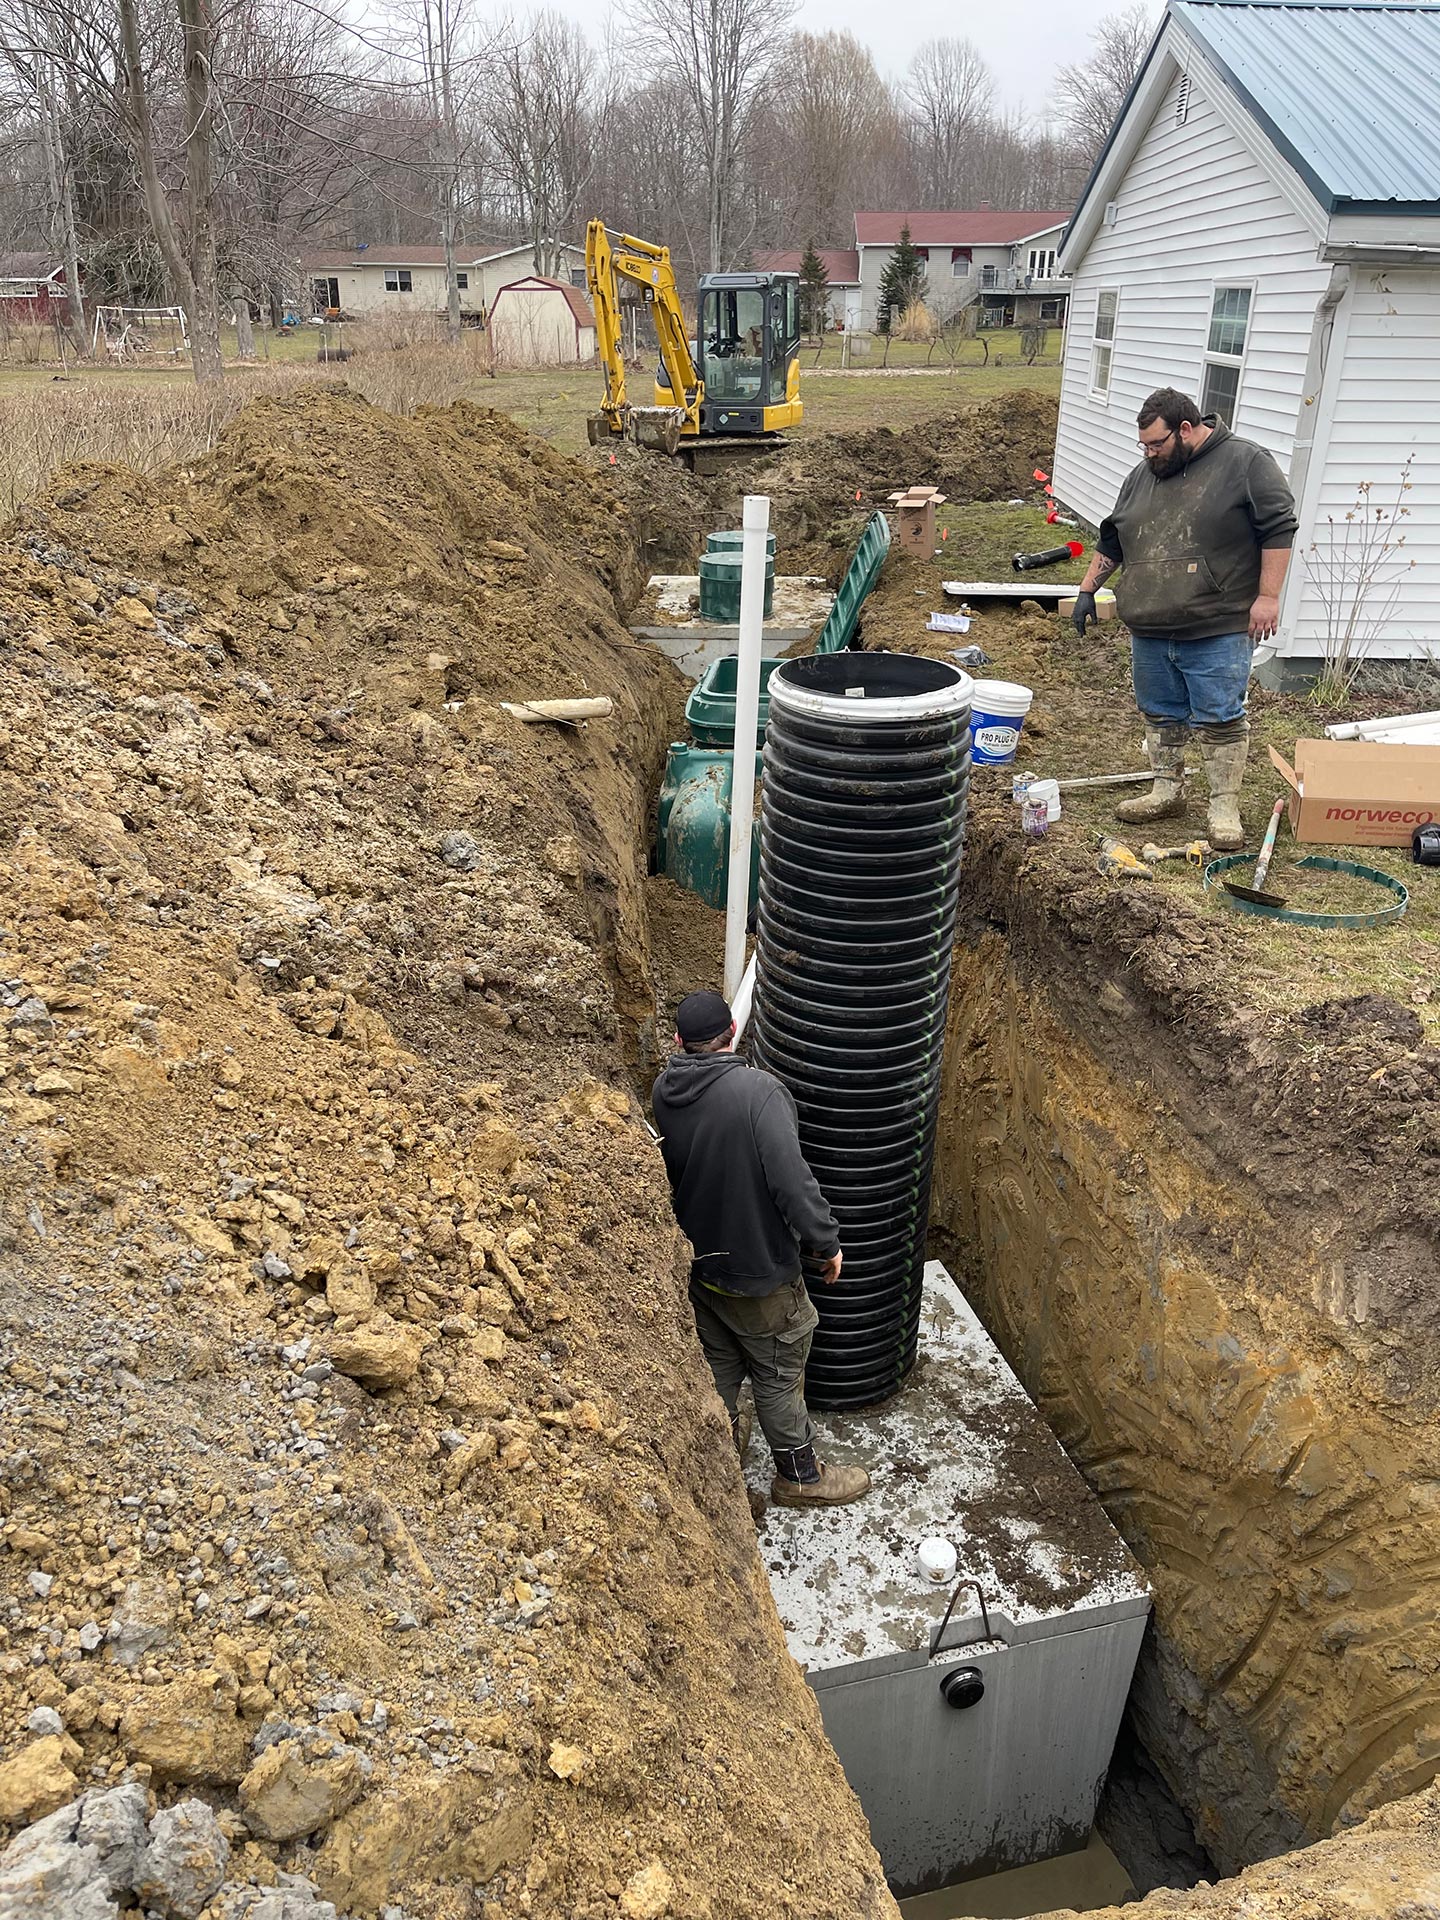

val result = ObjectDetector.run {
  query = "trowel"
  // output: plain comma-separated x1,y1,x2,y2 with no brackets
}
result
1222,797,1287,908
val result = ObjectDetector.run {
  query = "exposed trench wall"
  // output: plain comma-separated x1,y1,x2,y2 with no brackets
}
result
931,929,1440,1876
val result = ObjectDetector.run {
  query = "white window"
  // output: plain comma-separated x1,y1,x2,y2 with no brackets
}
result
1027,247,1057,281
383,267,413,293
1091,288,1118,396
455,271,468,289
1201,285,1251,424
980,264,998,289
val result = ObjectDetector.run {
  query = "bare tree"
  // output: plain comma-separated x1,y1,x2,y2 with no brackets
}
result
1054,4,1155,168
906,37,994,207
769,32,900,247
488,13,614,278
0,0,90,351
624,0,796,271
114,0,225,380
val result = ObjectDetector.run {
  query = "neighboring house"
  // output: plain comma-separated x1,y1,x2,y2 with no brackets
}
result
753,249,862,330
489,276,596,366
1052,0,1440,668
0,252,77,325
852,211,1072,331
302,241,585,322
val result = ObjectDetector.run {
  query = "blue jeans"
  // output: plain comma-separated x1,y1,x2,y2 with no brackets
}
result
1131,632,1252,727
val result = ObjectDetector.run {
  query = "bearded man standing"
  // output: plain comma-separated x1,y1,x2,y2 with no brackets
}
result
1071,387,1297,850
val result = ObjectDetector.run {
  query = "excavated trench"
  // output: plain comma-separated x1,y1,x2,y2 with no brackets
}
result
915,807,1440,1904
619,445,1440,1912
0,385,1435,1919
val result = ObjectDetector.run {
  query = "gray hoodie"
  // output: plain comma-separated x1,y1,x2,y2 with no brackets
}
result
1098,418,1298,641
651,1052,839,1298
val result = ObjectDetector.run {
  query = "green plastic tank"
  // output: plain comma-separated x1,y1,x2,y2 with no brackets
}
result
657,745,763,910
658,654,780,908
698,550,775,622
685,654,781,745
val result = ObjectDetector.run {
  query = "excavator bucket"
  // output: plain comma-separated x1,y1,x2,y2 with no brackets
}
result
635,416,681,456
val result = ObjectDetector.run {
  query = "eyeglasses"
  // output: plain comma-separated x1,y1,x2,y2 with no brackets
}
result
1138,428,1178,453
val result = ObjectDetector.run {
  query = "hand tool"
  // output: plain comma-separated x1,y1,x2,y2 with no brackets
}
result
1222,797,1287,908
1095,835,1153,879
1141,839,1210,867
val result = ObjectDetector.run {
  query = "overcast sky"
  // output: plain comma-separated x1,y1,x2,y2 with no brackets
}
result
555,0,1134,127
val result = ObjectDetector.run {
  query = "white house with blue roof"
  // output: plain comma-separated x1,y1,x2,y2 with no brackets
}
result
1051,0,1440,667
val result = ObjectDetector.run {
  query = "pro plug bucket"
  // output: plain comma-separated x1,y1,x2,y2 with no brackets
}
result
969,679,1033,767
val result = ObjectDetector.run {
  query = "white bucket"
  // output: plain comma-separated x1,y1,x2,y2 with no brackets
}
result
969,679,1034,767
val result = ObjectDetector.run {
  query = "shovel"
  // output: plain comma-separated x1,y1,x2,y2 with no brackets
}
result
1222,797,1287,908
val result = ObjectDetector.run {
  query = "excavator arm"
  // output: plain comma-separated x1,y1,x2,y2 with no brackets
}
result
585,218,702,452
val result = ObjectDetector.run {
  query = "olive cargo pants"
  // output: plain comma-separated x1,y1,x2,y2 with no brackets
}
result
689,1277,819,1458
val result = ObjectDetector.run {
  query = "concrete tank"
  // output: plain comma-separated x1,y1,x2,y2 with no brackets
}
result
748,1261,1152,1899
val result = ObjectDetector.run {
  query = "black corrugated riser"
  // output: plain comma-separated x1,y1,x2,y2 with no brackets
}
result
750,652,972,1411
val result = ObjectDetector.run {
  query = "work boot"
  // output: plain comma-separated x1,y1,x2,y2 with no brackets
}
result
1115,724,1188,824
770,1443,870,1508
1198,723,1249,852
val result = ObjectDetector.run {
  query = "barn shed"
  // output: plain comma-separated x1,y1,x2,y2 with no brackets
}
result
1051,0,1440,669
489,275,597,366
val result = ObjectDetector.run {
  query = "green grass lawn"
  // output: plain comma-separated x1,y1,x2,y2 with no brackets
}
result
0,325,1062,455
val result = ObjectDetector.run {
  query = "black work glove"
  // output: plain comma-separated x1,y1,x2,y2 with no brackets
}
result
1071,589,1099,636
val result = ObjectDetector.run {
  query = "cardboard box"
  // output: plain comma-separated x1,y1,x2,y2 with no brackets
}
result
1267,738,1440,846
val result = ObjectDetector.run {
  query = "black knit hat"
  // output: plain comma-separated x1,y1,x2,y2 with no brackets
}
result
675,989,733,1045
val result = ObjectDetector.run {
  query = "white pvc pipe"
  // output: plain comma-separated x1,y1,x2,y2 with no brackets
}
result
731,954,758,1042
724,493,769,1004
1326,708,1440,740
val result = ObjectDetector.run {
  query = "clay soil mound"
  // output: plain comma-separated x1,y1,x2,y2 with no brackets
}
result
589,388,1060,574
0,388,893,1919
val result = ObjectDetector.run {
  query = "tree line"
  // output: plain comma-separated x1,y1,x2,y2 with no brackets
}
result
0,0,1152,383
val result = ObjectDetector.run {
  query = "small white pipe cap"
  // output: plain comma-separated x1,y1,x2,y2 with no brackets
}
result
917,1536,958,1584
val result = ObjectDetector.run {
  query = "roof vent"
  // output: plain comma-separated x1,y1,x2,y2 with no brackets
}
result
1175,73,1191,125
1103,201,1119,228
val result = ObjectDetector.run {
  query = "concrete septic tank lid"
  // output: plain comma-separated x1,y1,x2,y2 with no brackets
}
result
747,1262,1151,1684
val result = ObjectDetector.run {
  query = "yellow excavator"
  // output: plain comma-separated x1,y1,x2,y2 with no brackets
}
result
585,219,803,464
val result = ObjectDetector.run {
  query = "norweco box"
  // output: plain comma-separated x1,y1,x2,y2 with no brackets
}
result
1268,739,1440,846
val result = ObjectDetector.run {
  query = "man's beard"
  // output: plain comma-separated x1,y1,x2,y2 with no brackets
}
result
1148,442,1190,480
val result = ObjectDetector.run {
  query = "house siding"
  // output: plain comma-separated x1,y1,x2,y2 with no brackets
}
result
1052,65,1330,531
857,241,1046,330
1289,270,1440,660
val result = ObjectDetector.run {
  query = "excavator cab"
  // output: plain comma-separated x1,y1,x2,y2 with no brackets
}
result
653,272,803,438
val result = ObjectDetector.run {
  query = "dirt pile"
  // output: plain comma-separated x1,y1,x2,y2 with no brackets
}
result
751,389,1060,565
589,389,1060,575
0,389,894,1918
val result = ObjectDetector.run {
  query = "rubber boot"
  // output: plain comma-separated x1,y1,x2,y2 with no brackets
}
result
731,1406,753,1461
1198,722,1248,851
770,1443,870,1508
1115,723,1188,824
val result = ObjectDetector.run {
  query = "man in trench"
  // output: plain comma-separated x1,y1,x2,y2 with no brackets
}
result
652,988,870,1508
1071,386,1297,850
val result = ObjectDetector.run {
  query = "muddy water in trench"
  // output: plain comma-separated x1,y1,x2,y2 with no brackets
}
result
899,1835,1133,1918
928,931,1440,1875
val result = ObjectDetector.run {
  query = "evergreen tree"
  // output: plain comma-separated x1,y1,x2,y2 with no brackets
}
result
798,238,830,335
876,224,928,335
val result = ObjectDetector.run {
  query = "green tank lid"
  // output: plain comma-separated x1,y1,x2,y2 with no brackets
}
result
705,529,777,558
